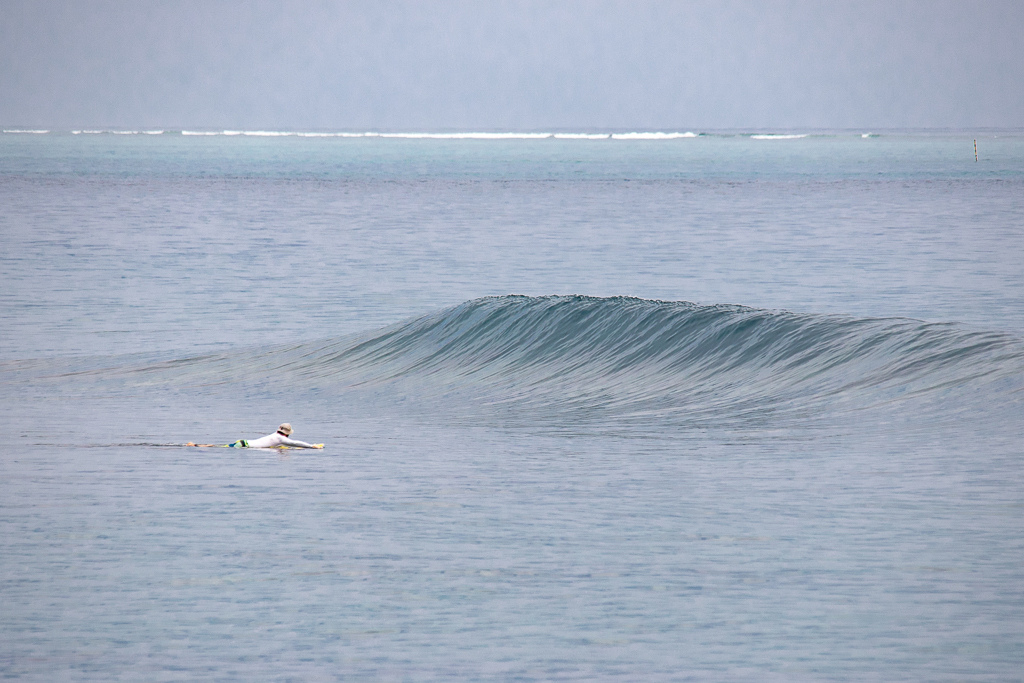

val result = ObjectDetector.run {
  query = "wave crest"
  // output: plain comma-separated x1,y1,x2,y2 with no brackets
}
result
317,297,1023,421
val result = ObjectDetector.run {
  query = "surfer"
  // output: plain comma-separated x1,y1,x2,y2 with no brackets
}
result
187,423,324,449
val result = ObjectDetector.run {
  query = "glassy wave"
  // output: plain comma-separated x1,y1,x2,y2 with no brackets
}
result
15,296,1023,430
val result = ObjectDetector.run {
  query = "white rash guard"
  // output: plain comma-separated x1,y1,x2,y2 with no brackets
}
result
246,431,318,449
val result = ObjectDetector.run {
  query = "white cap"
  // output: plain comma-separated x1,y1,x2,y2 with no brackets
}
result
278,423,293,435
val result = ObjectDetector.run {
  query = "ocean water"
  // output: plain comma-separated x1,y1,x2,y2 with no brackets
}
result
2,131,1024,680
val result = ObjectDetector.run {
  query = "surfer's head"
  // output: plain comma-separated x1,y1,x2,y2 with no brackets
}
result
278,423,293,436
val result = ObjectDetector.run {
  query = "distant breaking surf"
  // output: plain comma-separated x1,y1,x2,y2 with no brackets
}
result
177,131,701,140
750,134,809,140
2,130,879,141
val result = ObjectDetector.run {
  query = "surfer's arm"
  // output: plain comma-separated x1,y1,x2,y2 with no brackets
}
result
279,437,322,449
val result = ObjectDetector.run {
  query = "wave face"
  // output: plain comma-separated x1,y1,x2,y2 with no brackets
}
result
64,295,1023,430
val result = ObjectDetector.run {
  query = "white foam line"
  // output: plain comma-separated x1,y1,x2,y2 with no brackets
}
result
66,129,163,135
183,130,366,137
378,132,554,139
296,132,368,137
610,132,698,140
168,130,708,140
750,134,808,140
3,129,50,134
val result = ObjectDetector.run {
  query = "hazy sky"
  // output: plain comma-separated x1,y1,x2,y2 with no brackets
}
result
2,0,1022,130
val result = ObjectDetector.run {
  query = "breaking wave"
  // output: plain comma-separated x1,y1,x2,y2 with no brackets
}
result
176,131,699,140
750,134,809,140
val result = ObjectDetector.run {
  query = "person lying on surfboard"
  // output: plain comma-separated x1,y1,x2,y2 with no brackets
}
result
187,423,324,449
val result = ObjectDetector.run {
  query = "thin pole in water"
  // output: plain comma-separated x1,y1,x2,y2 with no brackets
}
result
975,139,978,162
